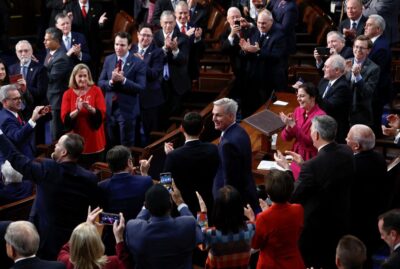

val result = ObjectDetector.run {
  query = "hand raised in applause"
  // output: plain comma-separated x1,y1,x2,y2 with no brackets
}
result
139,155,153,176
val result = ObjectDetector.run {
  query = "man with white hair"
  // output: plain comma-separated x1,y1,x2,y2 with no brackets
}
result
0,160,34,205
338,0,367,47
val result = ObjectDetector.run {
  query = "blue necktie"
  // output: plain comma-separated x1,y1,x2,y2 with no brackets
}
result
322,82,332,98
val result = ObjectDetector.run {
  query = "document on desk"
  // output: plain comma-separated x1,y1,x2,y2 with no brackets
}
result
257,160,285,171
273,100,288,106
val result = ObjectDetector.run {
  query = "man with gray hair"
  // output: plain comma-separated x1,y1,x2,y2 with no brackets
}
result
275,115,354,269
212,97,260,213
5,221,66,269
346,124,389,264
335,235,366,269
318,54,351,142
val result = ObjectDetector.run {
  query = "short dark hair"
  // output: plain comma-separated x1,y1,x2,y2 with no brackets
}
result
138,23,153,33
106,145,132,173
265,170,294,203
145,184,172,217
45,27,63,43
336,235,366,269
298,82,318,98
115,31,132,45
63,133,84,160
54,12,70,23
354,35,373,49
379,209,400,234
212,185,245,234
182,112,203,136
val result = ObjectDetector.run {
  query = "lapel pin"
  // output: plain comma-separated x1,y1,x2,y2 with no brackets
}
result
30,68,33,72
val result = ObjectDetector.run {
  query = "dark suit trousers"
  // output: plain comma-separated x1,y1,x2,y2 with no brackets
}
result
106,104,137,147
50,109,65,141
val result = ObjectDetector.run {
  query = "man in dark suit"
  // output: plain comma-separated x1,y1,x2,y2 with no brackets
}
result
346,124,389,267
318,54,351,143
335,235,367,269
99,145,153,254
0,132,98,260
378,209,400,269
0,85,48,160
5,221,66,269
364,14,393,136
188,0,209,29
346,35,380,127
153,10,191,120
275,115,354,269
152,0,175,27
338,0,367,47
55,13,91,65
98,31,146,147
239,9,286,117
43,27,73,141
125,184,203,269
164,112,219,219
9,40,48,120
212,98,260,213
132,24,164,145
46,0,69,27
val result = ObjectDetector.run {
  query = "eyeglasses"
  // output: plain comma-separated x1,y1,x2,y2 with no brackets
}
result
139,33,153,38
7,97,22,101
353,46,368,51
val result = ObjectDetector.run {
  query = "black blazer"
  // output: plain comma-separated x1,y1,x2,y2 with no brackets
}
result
11,257,66,269
381,247,400,269
189,3,209,29
152,0,174,26
338,15,367,47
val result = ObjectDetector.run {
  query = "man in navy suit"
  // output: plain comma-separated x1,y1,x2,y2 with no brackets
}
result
0,85,48,160
153,10,191,121
338,0,367,47
5,221,66,269
132,24,164,145
0,132,98,260
125,184,203,269
55,13,91,65
212,98,260,213
378,209,400,269
43,27,73,141
364,14,393,136
188,0,209,29
98,31,147,147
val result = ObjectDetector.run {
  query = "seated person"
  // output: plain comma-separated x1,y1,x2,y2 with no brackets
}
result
0,160,34,205
280,83,326,179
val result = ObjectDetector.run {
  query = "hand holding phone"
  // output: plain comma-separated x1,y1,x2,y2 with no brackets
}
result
99,212,120,225
160,172,172,192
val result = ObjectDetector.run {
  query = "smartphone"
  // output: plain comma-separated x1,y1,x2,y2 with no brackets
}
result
234,19,240,26
160,172,172,191
316,47,331,56
99,212,120,225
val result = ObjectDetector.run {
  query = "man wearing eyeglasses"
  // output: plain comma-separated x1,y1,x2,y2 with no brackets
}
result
0,84,48,160
346,35,380,127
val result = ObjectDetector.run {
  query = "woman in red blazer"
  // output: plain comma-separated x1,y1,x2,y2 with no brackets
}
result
245,170,305,269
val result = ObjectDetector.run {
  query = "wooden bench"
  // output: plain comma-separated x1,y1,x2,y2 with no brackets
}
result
0,194,36,221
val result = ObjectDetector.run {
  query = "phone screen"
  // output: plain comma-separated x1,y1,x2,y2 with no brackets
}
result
160,172,172,192
99,212,120,225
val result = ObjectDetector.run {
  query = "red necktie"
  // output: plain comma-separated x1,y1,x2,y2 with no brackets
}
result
116,59,122,71
181,25,186,34
17,115,23,125
82,5,87,18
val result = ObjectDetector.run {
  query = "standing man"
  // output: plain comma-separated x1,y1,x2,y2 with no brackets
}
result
378,209,400,269
153,11,191,120
0,132,98,260
212,98,260,213
43,27,73,141
275,115,354,269
98,31,146,147
338,0,367,47
318,54,351,142
132,24,164,145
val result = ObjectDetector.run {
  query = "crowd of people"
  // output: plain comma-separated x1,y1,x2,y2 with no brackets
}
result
0,0,400,268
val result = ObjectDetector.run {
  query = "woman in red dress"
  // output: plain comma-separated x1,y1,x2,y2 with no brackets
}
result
61,63,106,168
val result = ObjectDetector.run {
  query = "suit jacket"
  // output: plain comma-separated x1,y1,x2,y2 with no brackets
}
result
189,3,209,29
60,32,91,64
338,15,367,47
131,43,164,109
125,206,203,269
0,221,13,269
44,47,73,110
98,52,147,119
0,133,99,260
267,0,298,54
381,247,400,269
0,180,34,206
152,0,174,26
318,75,352,142
363,0,399,45
153,29,191,95
46,0,67,26
11,257,66,269
163,140,219,219
0,109,36,160
213,123,260,212
346,57,380,126
291,142,354,269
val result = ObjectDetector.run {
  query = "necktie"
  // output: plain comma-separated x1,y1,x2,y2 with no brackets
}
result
116,59,122,71
351,21,357,29
139,49,145,56
17,114,23,125
259,33,266,45
45,53,53,66
64,36,71,50
181,25,186,34
82,5,87,18
322,82,332,98
21,66,28,79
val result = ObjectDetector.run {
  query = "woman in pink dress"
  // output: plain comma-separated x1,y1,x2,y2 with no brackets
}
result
280,83,326,178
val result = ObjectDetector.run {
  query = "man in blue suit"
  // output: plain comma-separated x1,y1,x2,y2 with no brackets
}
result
98,31,147,147
125,184,203,269
0,132,98,260
55,13,91,65
212,98,260,213
0,84,48,160
132,24,164,145
99,145,153,253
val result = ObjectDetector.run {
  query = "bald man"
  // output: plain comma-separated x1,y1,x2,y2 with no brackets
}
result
338,0,367,47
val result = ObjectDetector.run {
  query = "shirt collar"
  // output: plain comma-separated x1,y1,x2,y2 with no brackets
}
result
15,255,36,263
221,122,236,137
370,34,381,43
79,1,89,10
351,15,362,26
118,52,129,63
6,109,19,118
21,60,31,67
138,45,149,52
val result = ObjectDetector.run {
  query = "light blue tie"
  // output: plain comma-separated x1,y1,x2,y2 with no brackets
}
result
322,82,332,98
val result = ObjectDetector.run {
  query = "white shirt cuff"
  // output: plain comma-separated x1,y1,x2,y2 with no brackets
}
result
177,203,188,211
28,119,36,128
